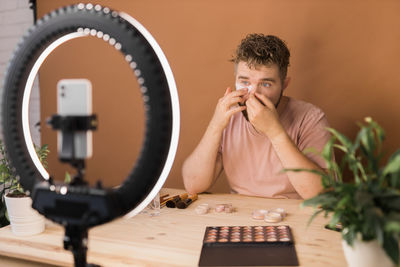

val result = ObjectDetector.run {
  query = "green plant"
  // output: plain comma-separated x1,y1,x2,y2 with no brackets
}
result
286,117,400,265
35,143,49,170
0,140,14,226
0,140,16,195
0,140,49,227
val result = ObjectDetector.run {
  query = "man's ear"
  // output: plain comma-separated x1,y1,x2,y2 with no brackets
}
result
282,77,291,91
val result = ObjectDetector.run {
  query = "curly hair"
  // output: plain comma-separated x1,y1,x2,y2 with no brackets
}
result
231,34,290,81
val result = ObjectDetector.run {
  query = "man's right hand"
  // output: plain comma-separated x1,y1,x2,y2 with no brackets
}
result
182,87,246,194
209,87,247,132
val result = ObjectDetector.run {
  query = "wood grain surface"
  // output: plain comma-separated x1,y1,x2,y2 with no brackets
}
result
0,189,346,266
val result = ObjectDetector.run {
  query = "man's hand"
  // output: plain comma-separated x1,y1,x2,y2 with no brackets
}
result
182,87,246,194
209,87,247,132
246,92,285,139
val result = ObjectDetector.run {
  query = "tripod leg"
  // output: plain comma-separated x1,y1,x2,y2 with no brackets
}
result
64,225,99,267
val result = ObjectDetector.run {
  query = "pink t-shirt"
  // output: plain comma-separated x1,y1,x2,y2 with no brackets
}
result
220,97,331,199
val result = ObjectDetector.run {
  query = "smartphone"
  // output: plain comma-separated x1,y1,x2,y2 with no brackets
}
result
57,79,93,159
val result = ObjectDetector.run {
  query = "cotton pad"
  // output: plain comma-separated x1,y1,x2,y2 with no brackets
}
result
235,83,254,92
235,83,252,121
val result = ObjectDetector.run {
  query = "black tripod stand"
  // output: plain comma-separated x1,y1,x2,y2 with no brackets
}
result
45,115,101,267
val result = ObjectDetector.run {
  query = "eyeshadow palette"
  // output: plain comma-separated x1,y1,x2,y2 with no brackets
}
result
198,226,299,266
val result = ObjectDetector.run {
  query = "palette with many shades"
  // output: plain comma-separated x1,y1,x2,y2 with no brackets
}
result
198,226,299,266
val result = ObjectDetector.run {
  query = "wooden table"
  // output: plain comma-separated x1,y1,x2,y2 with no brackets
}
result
0,189,346,266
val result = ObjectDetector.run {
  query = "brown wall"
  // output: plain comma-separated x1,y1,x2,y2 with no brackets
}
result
37,0,400,192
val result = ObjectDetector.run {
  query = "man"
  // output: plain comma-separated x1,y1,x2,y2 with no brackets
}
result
182,34,331,199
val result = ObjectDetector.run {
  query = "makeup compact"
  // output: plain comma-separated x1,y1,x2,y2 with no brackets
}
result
252,208,287,223
198,225,299,266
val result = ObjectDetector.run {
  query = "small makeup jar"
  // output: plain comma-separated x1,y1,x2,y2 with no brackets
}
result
195,203,210,215
252,209,269,220
264,211,282,223
270,208,286,218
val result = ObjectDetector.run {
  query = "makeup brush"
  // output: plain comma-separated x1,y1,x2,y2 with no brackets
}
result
176,194,198,209
165,193,188,208
160,194,179,207
160,194,169,202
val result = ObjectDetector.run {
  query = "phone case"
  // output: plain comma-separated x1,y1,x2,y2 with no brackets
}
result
57,79,93,159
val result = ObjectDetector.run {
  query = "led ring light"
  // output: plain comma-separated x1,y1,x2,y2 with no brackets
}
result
1,3,180,223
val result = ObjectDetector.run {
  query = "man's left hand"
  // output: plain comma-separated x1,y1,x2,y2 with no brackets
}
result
246,92,285,140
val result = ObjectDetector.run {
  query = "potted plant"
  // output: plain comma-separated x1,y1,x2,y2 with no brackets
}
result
0,140,49,235
287,117,400,267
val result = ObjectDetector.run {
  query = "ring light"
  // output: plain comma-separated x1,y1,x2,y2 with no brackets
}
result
1,3,180,266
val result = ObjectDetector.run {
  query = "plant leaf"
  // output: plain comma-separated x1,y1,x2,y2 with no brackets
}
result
302,191,338,210
322,138,335,162
306,208,325,227
65,172,71,184
342,225,357,246
322,138,342,182
382,233,399,265
333,144,348,153
367,117,385,149
327,128,353,149
329,211,342,228
385,220,400,233
356,162,368,182
382,149,400,178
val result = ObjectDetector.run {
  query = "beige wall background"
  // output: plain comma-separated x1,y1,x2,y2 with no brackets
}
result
37,0,400,192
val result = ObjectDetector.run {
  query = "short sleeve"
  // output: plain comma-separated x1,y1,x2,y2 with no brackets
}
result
297,109,332,169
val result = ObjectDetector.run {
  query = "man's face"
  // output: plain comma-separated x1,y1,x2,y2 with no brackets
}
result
235,61,285,107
